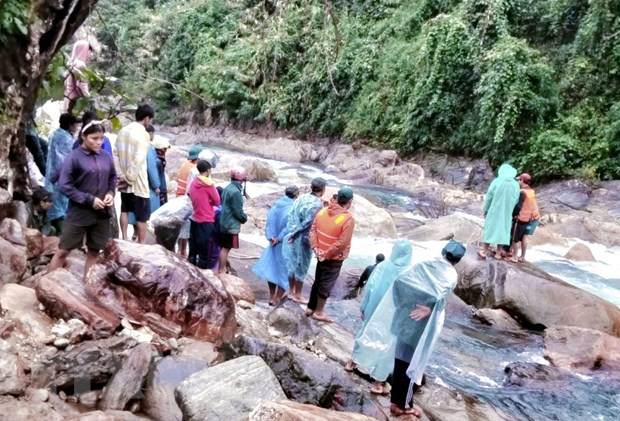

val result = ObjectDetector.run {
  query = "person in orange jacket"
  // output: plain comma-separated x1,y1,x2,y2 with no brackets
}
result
507,173,540,263
307,187,355,323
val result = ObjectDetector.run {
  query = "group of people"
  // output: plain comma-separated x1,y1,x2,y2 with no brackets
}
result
478,163,541,263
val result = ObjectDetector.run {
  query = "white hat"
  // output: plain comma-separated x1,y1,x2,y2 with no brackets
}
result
152,135,171,150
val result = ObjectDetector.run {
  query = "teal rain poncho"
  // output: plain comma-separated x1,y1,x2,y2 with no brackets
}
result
352,240,413,381
282,192,323,282
354,254,458,385
44,128,74,221
252,195,295,290
483,163,520,246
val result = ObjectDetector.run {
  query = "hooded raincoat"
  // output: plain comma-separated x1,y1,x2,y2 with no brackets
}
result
354,254,457,385
252,195,295,290
44,128,75,221
352,240,413,381
282,192,323,282
483,164,520,245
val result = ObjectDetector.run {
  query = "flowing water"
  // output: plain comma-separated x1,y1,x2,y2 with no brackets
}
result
178,140,620,420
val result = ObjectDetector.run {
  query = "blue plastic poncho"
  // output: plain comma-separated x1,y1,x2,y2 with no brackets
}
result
282,192,323,282
252,195,295,290
44,128,74,221
482,163,520,246
352,240,413,381
355,254,458,385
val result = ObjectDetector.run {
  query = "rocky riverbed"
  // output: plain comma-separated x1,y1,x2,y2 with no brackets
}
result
1,115,619,420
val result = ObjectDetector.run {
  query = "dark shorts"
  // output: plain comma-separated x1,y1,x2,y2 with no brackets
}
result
511,220,530,243
219,233,239,250
120,192,150,222
314,260,343,298
59,219,110,251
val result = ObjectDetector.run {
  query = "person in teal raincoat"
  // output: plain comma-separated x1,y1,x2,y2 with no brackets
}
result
478,163,520,259
344,240,413,395
252,186,299,305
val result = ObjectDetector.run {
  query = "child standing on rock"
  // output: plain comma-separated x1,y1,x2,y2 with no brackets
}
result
507,173,540,263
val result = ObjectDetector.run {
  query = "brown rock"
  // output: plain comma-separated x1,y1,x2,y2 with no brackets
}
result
240,159,278,182
563,243,596,262
0,283,53,345
0,218,26,246
100,343,153,410
23,228,43,259
42,235,60,256
473,308,521,331
214,272,256,304
0,236,28,284
102,240,236,343
544,326,620,372
35,268,121,338
177,339,221,365
456,244,620,336
67,410,150,421
0,339,28,395
250,400,376,420
0,395,64,421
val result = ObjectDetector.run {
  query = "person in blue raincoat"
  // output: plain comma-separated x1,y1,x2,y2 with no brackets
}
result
355,240,466,418
478,163,520,259
44,113,80,235
344,240,413,395
282,177,327,303
253,186,300,306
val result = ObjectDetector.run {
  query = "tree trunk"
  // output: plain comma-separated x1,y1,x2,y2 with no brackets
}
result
0,0,99,196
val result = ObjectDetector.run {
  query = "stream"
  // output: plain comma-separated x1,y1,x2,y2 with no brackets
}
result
172,138,620,420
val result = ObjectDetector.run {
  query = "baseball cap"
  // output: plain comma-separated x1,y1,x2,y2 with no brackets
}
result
188,145,203,160
337,186,354,202
517,173,532,184
442,240,466,263
152,135,170,150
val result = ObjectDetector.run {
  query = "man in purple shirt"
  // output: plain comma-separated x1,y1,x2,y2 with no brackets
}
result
48,121,116,278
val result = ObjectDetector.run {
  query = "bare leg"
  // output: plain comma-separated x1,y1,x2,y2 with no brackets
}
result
267,282,276,304
84,248,100,278
288,276,297,298
136,221,147,244
218,248,230,274
521,236,528,261
48,249,70,272
274,286,286,304
120,212,129,240
478,243,490,258
178,238,188,257
311,297,333,323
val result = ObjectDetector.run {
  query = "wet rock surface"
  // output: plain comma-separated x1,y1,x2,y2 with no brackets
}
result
473,308,522,331
175,355,286,421
544,326,620,372
503,362,568,386
249,400,377,420
563,242,596,262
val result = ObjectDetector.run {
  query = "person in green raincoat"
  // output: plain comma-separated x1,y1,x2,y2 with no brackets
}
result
478,163,520,259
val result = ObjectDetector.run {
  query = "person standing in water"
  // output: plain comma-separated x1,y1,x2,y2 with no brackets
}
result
478,163,520,259
48,121,116,278
345,240,413,395
306,187,355,323
253,185,299,306
218,166,249,274
283,177,327,302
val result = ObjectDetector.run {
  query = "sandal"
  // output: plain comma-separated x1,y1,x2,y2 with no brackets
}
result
291,295,307,304
370,385,390,395
344,360,356,372
518,257,525,263
390,404,422,418
505,256,519,263
477,250,488,259
311,313,334,323
494,253,504,260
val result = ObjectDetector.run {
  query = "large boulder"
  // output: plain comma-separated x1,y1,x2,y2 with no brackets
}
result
0,339,28,395
405,213,482,242
473,308,521,331
35,268,121,338
0,284,53,345
0,395,63,421
143,356,208,421
0,219,28,284
213,272,255,304
455,245,620,336
249,400,376,421
175,355,286,421
536,180,592,212
100,343,153,410
30,336,138,391
503,362,568,386
101,240,236,343
240,159,278,182
563,243,596,262
544,326,620,373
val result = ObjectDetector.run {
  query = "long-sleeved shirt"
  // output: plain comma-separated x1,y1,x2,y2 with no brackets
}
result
220,181,248,234
189,175,221,223
59,146,116,226
114,122,150,198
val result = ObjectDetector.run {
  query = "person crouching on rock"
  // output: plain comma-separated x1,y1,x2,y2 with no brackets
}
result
252,185,300,306
478,163,520,260
218,166,249,274
506,173,540,263
345,240,412,396
48,120,116,278
306,187,356,323
188,160,221,269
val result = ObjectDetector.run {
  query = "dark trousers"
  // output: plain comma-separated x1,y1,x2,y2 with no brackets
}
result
307,259,343,310
189,221,216,269
390,358,418,409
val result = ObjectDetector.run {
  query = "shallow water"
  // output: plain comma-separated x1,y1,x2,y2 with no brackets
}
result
192,140,620,420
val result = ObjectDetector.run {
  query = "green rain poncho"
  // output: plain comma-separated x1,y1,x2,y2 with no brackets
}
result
482,163,520,246
351,240,413,381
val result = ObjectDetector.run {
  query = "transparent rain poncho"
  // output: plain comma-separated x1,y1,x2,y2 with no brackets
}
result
352,239,413,381
353,253,458,385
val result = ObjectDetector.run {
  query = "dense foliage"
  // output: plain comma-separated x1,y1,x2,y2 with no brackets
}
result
92,0,620,180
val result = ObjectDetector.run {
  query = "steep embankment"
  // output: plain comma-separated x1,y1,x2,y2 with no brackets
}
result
92,0,620,181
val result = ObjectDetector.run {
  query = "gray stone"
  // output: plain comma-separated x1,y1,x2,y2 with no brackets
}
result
473,308,522,331
53,338,70,349
0,339,28,395
0,395,64,421
100,343,153,410
504,362,567,386
175,355,286,421
143,356,207,421
250,400,377,420
267,300,316,342
79,391,99,408
0,283,53,345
